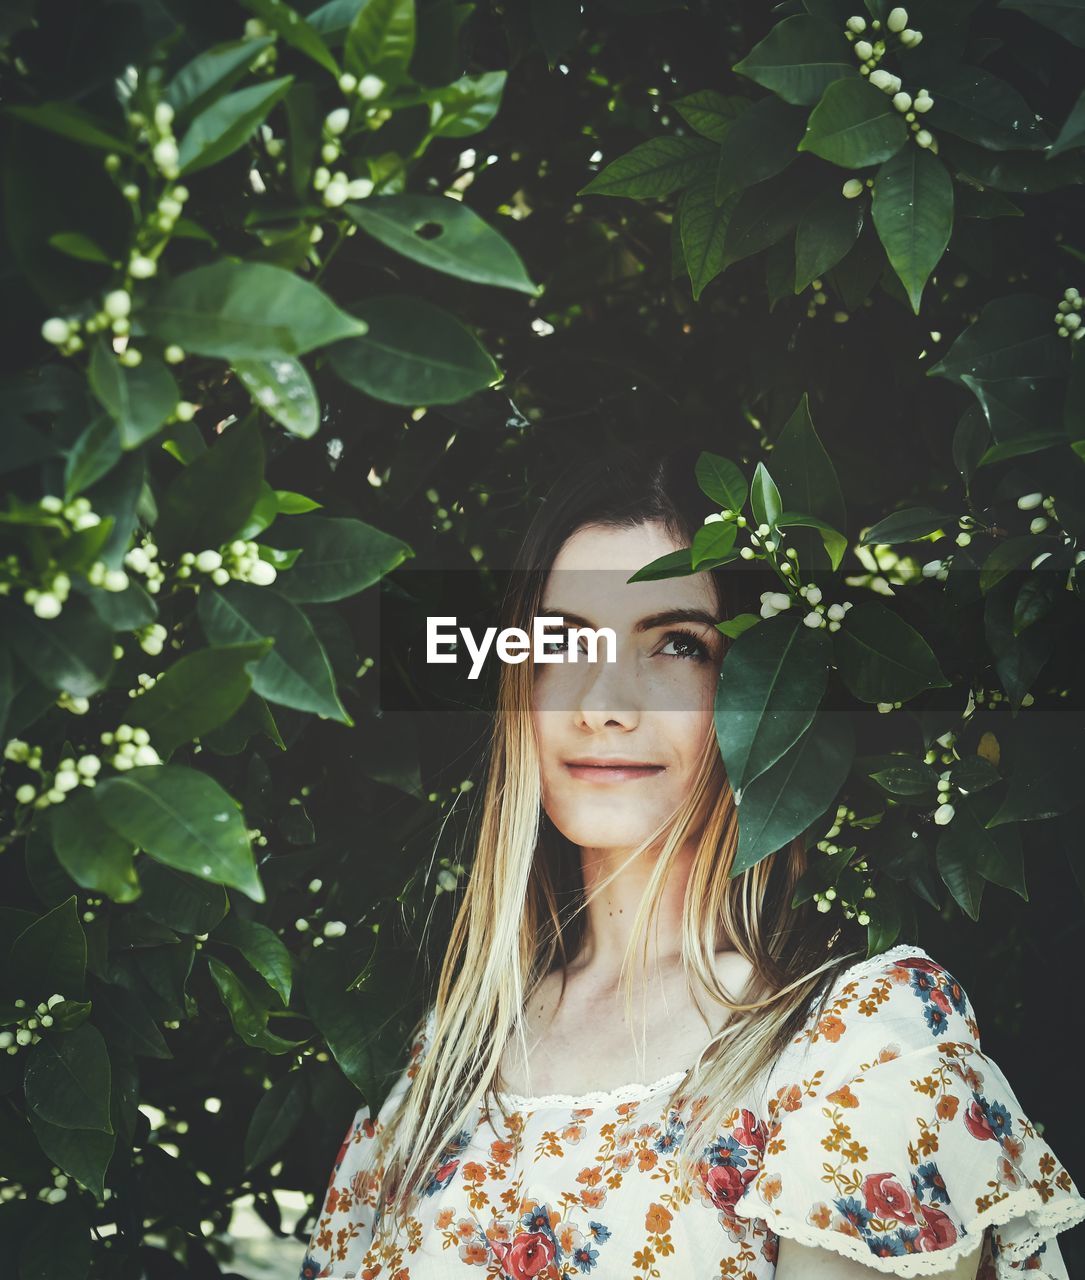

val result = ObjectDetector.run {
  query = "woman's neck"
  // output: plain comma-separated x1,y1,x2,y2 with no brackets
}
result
572,835,698,982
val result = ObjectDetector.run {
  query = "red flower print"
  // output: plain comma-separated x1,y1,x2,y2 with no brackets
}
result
930,989,952,1017
915,1204,959,1251
705,1162,746,1211
895,956,943,975
965,1100,997,1141
862,1172,916,1224
734,1108,766,1152
491,1230,557,1278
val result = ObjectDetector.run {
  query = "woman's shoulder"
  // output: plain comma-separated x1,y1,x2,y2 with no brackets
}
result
772,942,979,1084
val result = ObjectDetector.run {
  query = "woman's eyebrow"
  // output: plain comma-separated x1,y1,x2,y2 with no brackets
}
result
539,606,719,632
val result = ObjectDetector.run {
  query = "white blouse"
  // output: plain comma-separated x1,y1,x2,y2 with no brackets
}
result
299,942,1085,1278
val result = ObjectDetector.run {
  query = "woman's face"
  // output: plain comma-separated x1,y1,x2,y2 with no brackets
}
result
531,519,725,854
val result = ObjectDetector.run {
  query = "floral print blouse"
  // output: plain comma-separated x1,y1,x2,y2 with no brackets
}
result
299,942,1085,1279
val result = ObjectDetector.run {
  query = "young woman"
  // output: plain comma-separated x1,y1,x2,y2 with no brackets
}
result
299,447,1084,1280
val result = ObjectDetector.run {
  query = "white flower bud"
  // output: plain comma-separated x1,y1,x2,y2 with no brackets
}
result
103,289,131,320
846,15,867,33
892,92,912,113
133,745,160,767
913,91,933,113
312,166,330,191
77,755,101,777
1030,516,1049,534
211,567,231,586
129,255,157,279
887,7,908,32
826,602,846,621
346,177,375,199
842,178,864,199
323,920,347,938
338,73,358,94
42,317,71,345
739,546,754,560
869,69,894,92
357,74,385,99
152,139,180,175
1017,492,1044,510
915,129,933,148
804,585,822,605
803,611,823,629
323,180,349,207
854,39,873,59
103,569,129,591
33,593,62,619
15,784,36,805
195,550,222,573
934,802,955,825
884,74,902,94
164,344,185,364
901,28,922,45
154,102,175,131
248,559,277,586
175,401,196,422
325,107,350,135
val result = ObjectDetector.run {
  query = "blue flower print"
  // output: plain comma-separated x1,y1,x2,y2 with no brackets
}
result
704,1132,748,1171
298,1252,321,1279
587,1220,611,1243
974,1095,1013,1142
867,1233,912,1257
833,1196,873,1232
421,1128,472,1196
912,1162,949,1205
909,970,938,1001
654,1111,686,1155
923,1002,949,1035
943,971,968,1016
572,1240,600,1271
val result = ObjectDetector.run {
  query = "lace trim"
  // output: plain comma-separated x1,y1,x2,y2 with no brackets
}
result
487,945,927,1111
733,1182,1085,1277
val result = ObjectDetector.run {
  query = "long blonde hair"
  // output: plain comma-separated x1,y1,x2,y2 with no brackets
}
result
368,444,865,1234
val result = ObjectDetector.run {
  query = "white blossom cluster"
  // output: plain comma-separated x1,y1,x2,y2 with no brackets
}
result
6,737,103,809
99,723,162,772
177,540,277,587
1055,287,1084,339
811,805,875,923
0,497,128,619
308,68,385,207
844,9,935,150
123,536,166,594
0,994,66,1060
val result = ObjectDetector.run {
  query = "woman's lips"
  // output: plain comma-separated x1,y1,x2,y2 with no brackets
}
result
563,763,666,783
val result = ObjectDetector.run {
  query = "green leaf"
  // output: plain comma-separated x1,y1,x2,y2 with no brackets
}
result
835,601,951,702
859,506,953,545
128,642,273,756
1050,89,1085,156
24,1024,112,1133
327,294,500,404
233,357,321,437
426,70,506,137
346,195,538,294
678,182,737,300
2,597,113,698
694,453,747,511
926,66,1048,151
928,295,1069,443
579,135,715,199
64,415,122,497
345,0,416,82
716,613,760,640
88,340,179,450
27,1110,114,1199
871,145,954,313
49,792,140,903
690,521,738,569
95,766,264,902
767,395,847,557
937,792,1026,920
214,915,294,1005
625,547,696,584
198,582,351,724
6,897,86,1005
984,576,1054,711
240,0,339,75
988,710,1085,824
6,102,130,152
978,536,1039,595
155,419,265,553
92,983,172,1060
270,515,412,603
998,0,1085,48
671,90,747,142
864,754,938,798
750,461,783,528
207,957,304,1053
732,710,854,875
715,617,830,797
775,511,848,569
734,14,857,106
794,188,863,292
716,95,806,203
138,861,230,935
799,78,908,167
142,261,368,360
47,232,114,265
177,76,294,175
164,37,275,117
722,166,816,267
244,1072,307,1169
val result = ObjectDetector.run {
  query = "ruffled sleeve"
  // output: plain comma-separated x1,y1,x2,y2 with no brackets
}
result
299,1007,433,1279
731,947,1085,1278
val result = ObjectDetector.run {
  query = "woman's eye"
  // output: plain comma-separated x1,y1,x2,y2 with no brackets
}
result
659,630,710,661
